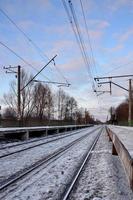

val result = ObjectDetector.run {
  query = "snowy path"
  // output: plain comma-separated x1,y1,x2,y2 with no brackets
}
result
0,126,99,182
0,126,101,200
69,127,133,200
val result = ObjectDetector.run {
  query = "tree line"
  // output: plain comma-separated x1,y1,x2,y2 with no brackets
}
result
2,69,95,126
109,97,133,125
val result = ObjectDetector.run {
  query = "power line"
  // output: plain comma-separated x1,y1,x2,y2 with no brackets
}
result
0,8,69,84
52,60,69,84
69,0,99,93
63,0,96,84
78,0,98,92
0,40,51,81
62,0,98,94
79,0,97,76
69,1,91,74
62,0,90,73
78,0,111,108
102,60,133,76
94,75,133,126
33,79,70,87
69,1,98,92
0,8,49,61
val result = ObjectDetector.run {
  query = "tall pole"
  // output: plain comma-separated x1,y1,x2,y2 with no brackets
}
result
128,79,132,126
17,65,21,125
109,81,112,95
58,87,61,120
95,74,133,126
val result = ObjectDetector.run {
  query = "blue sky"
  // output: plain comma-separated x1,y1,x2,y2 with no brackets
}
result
0,0,133,121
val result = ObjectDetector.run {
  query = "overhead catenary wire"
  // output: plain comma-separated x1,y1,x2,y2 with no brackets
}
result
62,0,113,118
0,8,48,61
78,0,98,92
62,0,103,120
62,0,90,72
62,0,97,91
77,0,102,97
79,0,98,76
0,40,51,81
34,79,70,86
102,59,133,76
68,1,92,75
0,8,69,85
67,0,97,91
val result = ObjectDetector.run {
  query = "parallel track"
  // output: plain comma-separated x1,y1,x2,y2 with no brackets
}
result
0,127,93,159
61,127,103,200
0,128,89,150
0,126,102,192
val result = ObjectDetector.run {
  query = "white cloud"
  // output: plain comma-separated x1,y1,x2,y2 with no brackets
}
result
106,0,133,12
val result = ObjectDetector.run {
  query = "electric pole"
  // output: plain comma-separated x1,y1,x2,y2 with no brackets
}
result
128,79,132,126
4,65,21,125
58,87,61,121
94,74,133,126
17,65,21,124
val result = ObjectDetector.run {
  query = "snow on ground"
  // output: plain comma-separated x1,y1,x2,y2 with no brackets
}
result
0,127,91,156
69,128,133,200
0,127,93,149
108,125,133,157
0,127,101,200
0,126,99,182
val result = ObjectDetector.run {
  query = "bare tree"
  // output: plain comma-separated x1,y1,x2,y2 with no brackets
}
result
33,83,54,121
84,109,91,124
57,89,78,122
64,96,77,121
3,69,34,123
57,89,67,120
45,86,54,120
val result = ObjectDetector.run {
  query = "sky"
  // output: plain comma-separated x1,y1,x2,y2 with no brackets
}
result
0,0,133,121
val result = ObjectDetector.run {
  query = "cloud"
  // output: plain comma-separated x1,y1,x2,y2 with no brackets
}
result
48,39,75,56
106,0,133,12
117,28,133,43
88,19,110,29
101,44,124,54
99,50,133,76
18,20,35,31
1,0,52,15
60,58,83,71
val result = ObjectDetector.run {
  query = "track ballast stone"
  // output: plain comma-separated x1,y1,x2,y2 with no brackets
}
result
69,128,133,200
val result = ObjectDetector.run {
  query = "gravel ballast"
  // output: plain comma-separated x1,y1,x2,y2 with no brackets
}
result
69,128,133,200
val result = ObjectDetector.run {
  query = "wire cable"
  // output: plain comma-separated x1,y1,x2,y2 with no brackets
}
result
69,1,91,74
0,8,69,84
0,40,51,81
102,60,133,76
79,0,98,76
62,0,89,69
68,0,97,93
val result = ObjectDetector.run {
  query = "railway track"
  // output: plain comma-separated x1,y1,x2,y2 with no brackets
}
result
0,126,102,192
61,126,103,200
0,127,89,150
0,127,92,159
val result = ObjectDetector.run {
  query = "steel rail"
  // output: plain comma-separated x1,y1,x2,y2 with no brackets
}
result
0,127,91,159
0,127,90,151
0,126,101,191
62,127,103,200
